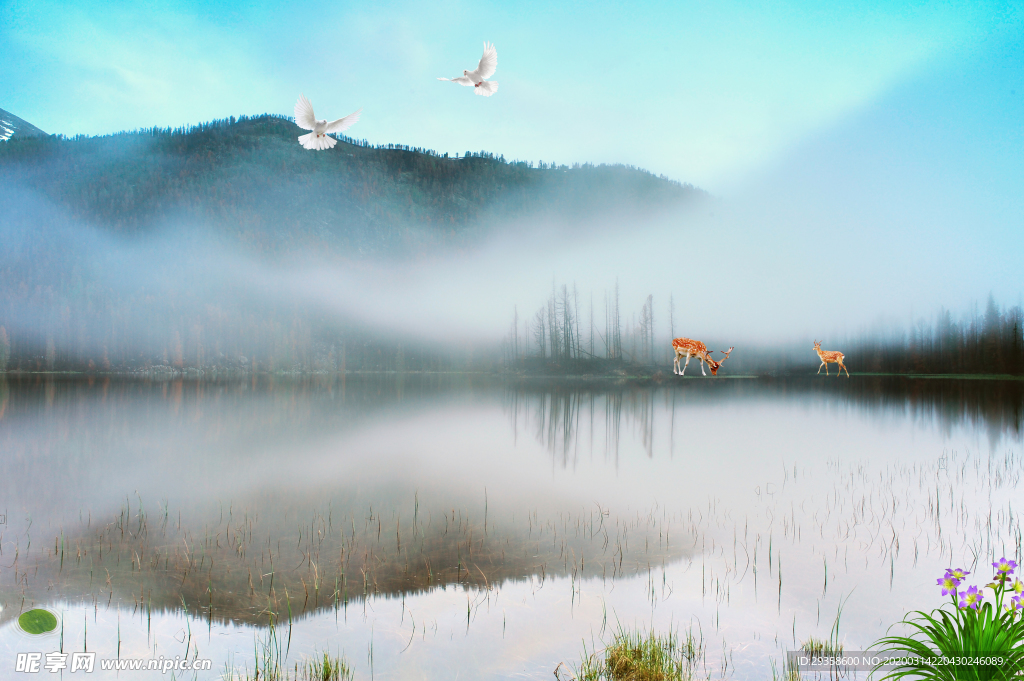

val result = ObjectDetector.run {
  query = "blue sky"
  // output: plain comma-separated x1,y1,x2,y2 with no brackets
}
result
2,0,1019,190
3,0,1023,341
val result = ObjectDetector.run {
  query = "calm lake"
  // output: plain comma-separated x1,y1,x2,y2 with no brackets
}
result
1,374,1023,679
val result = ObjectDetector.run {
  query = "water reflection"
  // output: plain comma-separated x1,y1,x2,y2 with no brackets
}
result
0,375,699,627
506,376,1024,465
1,374,1023,678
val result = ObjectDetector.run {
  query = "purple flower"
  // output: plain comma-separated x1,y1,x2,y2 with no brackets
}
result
993,558,1017,576
947,568,971,580
937,574,961,596
1010,595,1022,612
1012,580,1024,597
959,585,984,610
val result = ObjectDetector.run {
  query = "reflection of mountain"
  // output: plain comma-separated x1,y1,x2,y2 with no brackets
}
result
0,107,47,141
0,374,699,627
1,492,698,627
505,377,1024,463
6,373,1021,627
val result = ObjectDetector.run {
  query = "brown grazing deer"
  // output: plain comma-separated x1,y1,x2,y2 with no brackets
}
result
672,338,734,376
813,340,849,377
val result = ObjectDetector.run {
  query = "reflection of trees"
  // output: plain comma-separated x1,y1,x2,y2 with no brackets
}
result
506,386,659,468
812,376,1024,448
505,377,1024,465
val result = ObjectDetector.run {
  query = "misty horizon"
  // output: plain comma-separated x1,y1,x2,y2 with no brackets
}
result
5,5,1024,679
1,110,1021,374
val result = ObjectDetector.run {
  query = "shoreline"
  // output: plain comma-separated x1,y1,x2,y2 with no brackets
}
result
2,370,1023,381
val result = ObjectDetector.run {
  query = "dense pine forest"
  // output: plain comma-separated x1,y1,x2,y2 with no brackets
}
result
0,114,703,373
0,114,702,254
848,298,1024,376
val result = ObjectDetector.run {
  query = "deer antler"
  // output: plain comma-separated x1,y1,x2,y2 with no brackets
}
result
720,347,734,360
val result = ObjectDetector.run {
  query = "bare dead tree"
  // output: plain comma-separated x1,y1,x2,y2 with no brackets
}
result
668,293,676,364
573,283,581,359
533,307,546,358
548,293,560,360
639,294,653,363
589,293,595,358
513,305,519,361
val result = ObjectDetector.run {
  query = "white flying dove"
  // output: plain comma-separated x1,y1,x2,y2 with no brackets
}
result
438,42,498,96
293,94,362,150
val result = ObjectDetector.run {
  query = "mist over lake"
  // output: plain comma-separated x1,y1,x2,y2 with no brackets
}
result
2,374,1023,678
4,2,1024,677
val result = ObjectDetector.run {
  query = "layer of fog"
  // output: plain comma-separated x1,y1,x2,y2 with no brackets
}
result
3,34,1021,364
2,164,1016,365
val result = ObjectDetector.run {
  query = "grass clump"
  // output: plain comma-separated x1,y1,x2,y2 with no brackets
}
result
302,652,352,681
224,650,352,681
874,558,1024,681
768,657,801,681
223,611,352,681
557,625,705,681
800,635,843,657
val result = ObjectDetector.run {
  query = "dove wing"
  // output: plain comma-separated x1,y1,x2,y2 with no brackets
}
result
325,108,362,133
472,42,497,80
294,95,317,131
438,76,474,86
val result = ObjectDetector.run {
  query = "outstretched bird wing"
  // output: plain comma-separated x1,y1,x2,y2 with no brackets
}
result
437,76,474,86
294,95,317,131
324,109,362,133
469,42,497,81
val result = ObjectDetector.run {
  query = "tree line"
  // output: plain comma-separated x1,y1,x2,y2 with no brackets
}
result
1,114,703,256
502,282,665,372
502,287,1024,377
847,297,1024,375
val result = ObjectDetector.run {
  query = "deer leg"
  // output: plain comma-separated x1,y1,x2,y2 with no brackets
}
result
700,357,707,376
817,361,825,375
681,355,690,375
841,361,849,377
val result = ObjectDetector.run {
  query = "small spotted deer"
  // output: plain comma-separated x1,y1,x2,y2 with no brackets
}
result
813,340,849,377
672,338,734,376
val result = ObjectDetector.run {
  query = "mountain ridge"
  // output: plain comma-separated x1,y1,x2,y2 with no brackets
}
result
0,107,47,141
0,111,707,373
0,113,706,256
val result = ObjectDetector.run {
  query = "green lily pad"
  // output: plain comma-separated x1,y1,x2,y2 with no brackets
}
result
18,609,58,634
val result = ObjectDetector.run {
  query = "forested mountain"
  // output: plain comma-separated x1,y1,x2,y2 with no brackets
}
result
0,108,47,141
1,113,703,256
0,112,705,373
